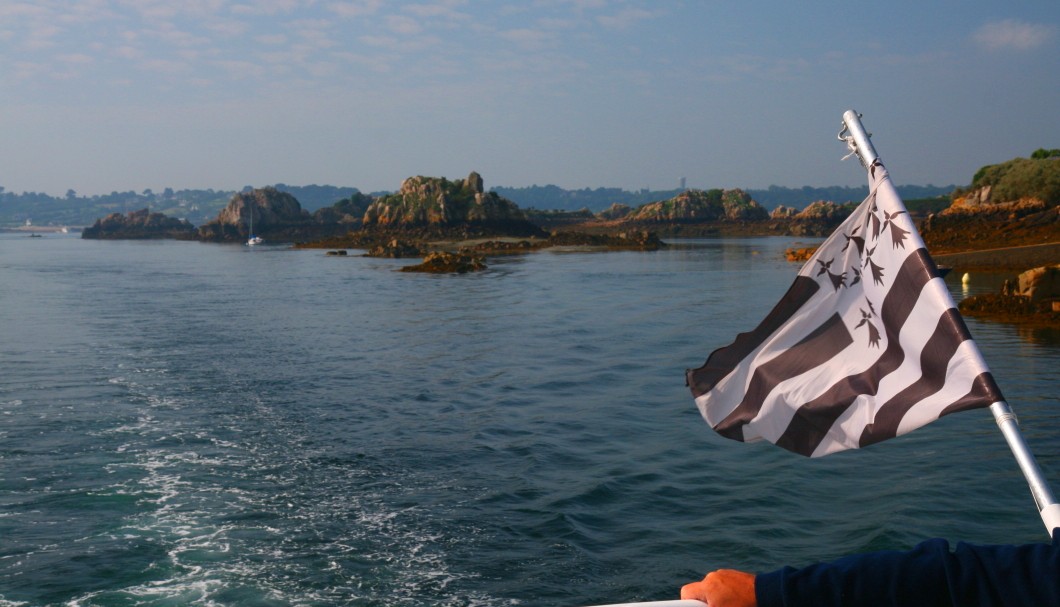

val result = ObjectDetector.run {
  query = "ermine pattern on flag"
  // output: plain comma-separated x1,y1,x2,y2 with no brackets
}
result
686,162,1003,457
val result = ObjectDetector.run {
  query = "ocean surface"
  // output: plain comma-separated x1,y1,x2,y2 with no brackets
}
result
1,233,1057,607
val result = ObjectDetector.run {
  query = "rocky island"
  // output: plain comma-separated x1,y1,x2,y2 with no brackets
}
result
196,187,357,243
81,208,197,239
362,171,544,238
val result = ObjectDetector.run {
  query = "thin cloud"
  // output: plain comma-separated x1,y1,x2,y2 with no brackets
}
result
212,59,268,78
325,0,383,18
403,1,468,19
58,53,95,65
360,34,399,48
563,0,607,10
497,28,557,50
231,1,302,16
112,42,143,60
596,7,653,30
0,3,49,19
204,19,250,37
973,19,1055,51
146,25,211,48
256,33,289,45
386,15,423,36
139,58,192,74
24,23,63,50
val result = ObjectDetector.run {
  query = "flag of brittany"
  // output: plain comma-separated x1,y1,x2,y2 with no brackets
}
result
686,160,1004,457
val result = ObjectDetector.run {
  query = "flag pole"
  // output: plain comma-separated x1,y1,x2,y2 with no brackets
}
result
989,401,1060,533
839,109,1060,536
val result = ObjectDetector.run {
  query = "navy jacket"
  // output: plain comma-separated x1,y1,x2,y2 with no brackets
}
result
756,529,1060,607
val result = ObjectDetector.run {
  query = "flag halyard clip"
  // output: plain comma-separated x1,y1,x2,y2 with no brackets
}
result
838,110,879,169
838,125,861,163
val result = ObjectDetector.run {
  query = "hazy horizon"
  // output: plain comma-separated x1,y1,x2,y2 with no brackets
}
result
0,177,961,200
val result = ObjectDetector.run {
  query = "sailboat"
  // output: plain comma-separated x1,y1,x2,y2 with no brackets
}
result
246,205,263,246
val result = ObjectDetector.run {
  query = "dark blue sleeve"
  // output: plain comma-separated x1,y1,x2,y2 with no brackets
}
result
754,529,1060,607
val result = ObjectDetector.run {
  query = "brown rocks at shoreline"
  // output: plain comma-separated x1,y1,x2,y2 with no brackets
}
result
959,264,1060,326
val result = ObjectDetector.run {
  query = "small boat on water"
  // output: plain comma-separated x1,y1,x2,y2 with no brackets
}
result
246,209,264,246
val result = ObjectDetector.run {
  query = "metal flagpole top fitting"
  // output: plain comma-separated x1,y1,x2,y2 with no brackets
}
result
838,109,879,168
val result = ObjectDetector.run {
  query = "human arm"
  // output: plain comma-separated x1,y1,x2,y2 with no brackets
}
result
756,531,1060,607
686,530,1060,607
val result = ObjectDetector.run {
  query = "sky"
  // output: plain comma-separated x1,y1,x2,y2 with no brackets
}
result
1,0,1058,197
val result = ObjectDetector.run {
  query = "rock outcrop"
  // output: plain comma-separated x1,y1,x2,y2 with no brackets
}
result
531,189,862,238
362,171,545,237
921,154,1060,253
523,208,595,230
312,192,374,226
784,201,856,236
959,264,1060,328
1014,264,1060,303
198,187,349,242
596,203,633,221
81,208,197,239
770,205,798,219
624,189,769,223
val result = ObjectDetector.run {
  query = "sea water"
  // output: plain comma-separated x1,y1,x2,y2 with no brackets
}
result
0,233,1057,606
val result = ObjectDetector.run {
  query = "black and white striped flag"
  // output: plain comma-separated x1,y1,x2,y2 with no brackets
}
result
686,161,1003,457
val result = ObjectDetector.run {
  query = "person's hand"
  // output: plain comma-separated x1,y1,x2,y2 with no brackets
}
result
680,569,756,607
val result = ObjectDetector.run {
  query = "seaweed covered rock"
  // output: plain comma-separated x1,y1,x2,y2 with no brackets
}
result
82,208,196,239
400,251,486,273
459,240,541,255
366,239,423,258
546,230,662,250
785,246,818,262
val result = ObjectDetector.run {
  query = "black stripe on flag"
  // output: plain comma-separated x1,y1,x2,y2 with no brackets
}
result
715,312,853,441
859,308,1004,447
686,276,819,398
940,372,1004,417
773,248,939,455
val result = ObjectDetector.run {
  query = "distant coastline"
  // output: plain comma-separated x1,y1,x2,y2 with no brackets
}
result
1,225,80,233
1,182,955,230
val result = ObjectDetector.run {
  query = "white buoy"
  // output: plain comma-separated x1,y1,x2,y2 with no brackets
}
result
962,273,970,284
